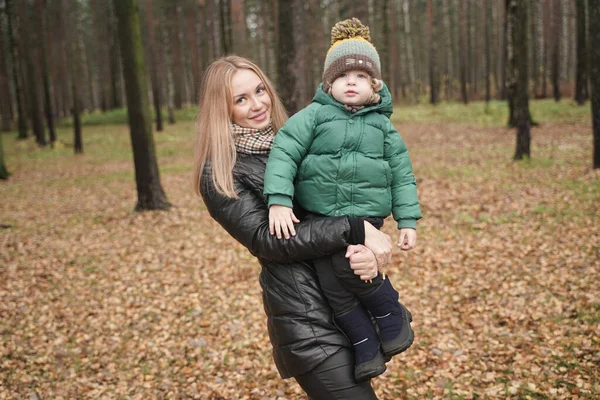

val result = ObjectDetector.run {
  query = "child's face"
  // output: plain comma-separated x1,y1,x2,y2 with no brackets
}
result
330,70,374,106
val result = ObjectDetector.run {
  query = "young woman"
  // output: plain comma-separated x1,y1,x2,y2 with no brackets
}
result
193,55,393,399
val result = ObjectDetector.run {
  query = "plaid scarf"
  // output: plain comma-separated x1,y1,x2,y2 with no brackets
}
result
231,122,275,154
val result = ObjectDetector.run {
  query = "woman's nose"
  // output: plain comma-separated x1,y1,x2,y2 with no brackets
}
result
250,96,262,109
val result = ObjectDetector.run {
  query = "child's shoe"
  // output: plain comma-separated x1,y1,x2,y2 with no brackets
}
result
361,277,414,357
335,305,386,382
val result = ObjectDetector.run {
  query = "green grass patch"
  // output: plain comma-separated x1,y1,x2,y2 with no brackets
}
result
560,179,600,202
516,157,555,169
56,107,198,128
4,121,197,169
577,303,600,324
392,99,590,126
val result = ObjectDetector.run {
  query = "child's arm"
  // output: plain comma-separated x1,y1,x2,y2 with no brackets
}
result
264,106,318,238
269,205,300,239
383,119,422,234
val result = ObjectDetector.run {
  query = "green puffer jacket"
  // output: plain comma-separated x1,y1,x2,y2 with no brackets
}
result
264,83,421,229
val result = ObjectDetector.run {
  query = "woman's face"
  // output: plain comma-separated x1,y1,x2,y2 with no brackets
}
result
230,69,272,130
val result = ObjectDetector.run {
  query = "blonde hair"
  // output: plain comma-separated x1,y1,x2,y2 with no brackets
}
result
369,78,384,104
193,56,288,198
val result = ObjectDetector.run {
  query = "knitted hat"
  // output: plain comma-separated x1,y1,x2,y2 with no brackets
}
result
322,18,382,92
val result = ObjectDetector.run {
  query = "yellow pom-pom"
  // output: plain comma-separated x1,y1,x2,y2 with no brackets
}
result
330,18,371,45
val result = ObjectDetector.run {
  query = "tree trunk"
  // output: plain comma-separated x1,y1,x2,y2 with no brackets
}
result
292,0,309,107
507,0,531,160
0,12,13,132
111,33,124,109
0,37,11,131
379,0,390,83
506,0,515,126
542,0,549,98
206,0,219,59
169,1,184,109
22,5,46,146
466,0,473,95
552,0,561,101
485,2,491,102
590,0,600,168
390,0,400,99
498,0,507,100
340,0,369,24
185,3,200,103
6,0,28,139
530,0,538,98
113,0,171,211
575,0,589,105
459,0,468,104
0,133,9,180
37,0,56,146
65,0,83,154
72,80,83,155
97,2,110,111
231,0,248,57
56,0,71,118
160,22,176,125
198,1,208,70
108,4,118,109
277,0,297,115
220,0,233,54
145,0,163,131
402,0,417,102
427,0,438,104
443,0,454,100
83,35,97,111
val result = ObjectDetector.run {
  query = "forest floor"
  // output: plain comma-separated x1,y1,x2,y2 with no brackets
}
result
1,105,599,399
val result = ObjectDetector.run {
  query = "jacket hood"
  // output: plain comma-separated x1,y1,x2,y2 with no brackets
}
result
312,81,394,118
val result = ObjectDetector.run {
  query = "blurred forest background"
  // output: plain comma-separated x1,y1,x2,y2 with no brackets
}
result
0,0,597,131
1,0,599,398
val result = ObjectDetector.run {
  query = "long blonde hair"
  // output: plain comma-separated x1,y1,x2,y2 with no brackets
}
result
193,56,288,198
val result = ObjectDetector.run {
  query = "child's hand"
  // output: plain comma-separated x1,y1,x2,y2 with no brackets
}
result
397,228,417,251
269,205,300,239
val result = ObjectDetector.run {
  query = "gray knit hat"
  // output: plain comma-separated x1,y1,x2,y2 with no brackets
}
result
322,18,382,92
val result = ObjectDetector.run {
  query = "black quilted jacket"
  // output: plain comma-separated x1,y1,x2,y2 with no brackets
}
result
200,154,354,378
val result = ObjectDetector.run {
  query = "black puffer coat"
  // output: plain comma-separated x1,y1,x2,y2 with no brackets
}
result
200,154,355,378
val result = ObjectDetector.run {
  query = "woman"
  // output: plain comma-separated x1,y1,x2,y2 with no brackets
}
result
193,56,393,399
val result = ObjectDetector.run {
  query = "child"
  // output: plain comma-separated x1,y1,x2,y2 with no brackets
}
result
264,18,422,382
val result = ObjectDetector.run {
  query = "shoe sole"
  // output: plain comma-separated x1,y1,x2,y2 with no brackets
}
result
382,304,414,358
355,351,387,382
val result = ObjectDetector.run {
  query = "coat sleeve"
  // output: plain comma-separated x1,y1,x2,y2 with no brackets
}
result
200,168,354,263
263,106,318,208
384,119,422,229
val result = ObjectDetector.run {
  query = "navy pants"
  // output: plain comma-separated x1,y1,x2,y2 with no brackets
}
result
313,217,385,316
294,350,379,399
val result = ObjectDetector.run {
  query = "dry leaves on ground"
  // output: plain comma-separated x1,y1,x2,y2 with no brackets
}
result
1,122,598,399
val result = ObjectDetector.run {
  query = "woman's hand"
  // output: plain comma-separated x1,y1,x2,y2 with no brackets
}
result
363,221,392,269
269,205,300,239
397,228,417,251
346,244,378,281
